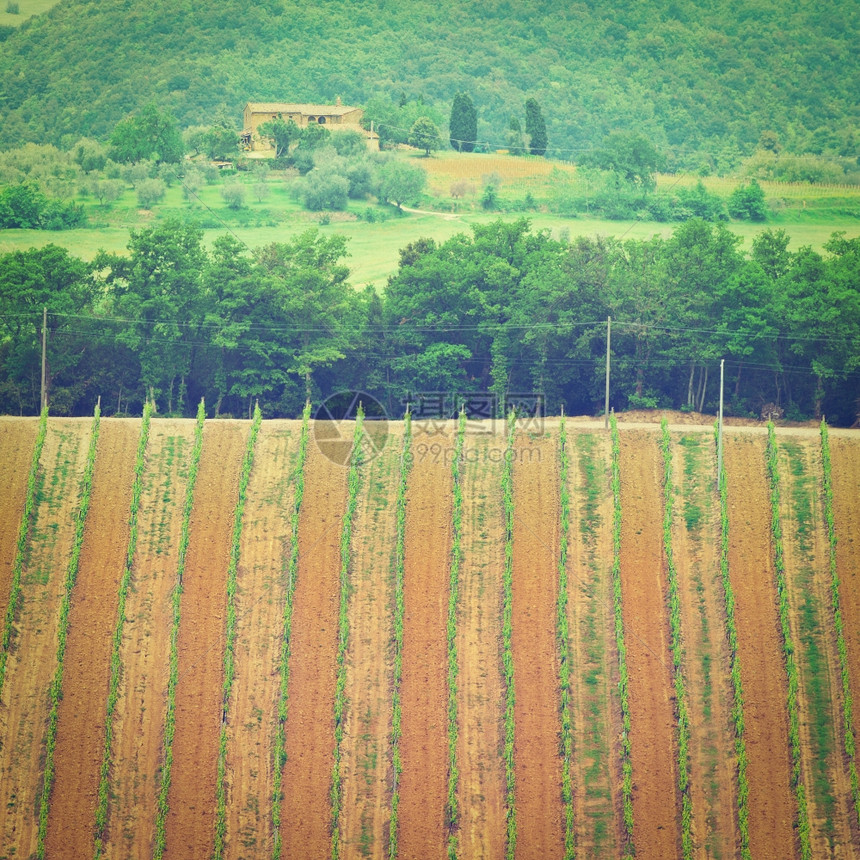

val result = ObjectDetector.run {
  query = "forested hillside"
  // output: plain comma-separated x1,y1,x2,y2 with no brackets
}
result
0,0,858,166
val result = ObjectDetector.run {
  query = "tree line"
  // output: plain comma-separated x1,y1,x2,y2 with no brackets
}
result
0,218,857,424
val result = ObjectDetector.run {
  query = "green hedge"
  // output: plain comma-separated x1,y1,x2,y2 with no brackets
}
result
37,402,101,859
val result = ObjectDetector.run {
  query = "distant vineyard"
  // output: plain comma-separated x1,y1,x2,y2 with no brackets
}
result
0,413,858,859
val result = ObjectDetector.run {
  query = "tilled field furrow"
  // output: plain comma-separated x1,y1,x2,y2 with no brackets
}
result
567,430,619,859
164,421,248,859
106,419,196,858
671,432,737,859
225,421,300,859
618,430,679,860
830,437,860,845
340,429,401,860
724,433,796,859
456,434,506,859
279,439,348,858
0,418,39,626
45,419,139,858
0,420,91,856
511,433,563,860
398,428,453,860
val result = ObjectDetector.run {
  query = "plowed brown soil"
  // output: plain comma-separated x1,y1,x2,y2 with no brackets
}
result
279,438,348,858
618,430,680,860
511,433,563,860
671,432,737,859
340,429,401,860
225,421,300,859
104,419,197,857
164,421,247,859
45,420,139,857
830,437,860,846
566,431,619,859
0,420,91,856
456,434,505,859
0,418,38,626
398,428,452,860
779,439,855,857
724,433,796,859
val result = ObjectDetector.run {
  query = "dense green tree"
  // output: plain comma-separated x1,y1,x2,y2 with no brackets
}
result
506,117,525,156
449,93,477,152
257,117,300,157
728,179,767,221
524,97,547,156
108,104,183,164
408,116,441,156
378,160,426,208
579,132,663,191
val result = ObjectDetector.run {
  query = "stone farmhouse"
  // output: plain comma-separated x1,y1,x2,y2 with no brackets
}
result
241,100,379,154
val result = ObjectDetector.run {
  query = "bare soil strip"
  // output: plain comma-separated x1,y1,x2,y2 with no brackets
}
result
724,433,796,859
104,419,197,857
566,431,620,859
830,437,860,843
456,434,506,859
279,439,348,858
398,429,452,860
0,418,38,625
340,429,402,860
224,421,300,859
671,432,737,859
0,420,90,856
779,439,855,856
512,433,563,859
618,430,680,859
164,421,247,859
45,420,139,857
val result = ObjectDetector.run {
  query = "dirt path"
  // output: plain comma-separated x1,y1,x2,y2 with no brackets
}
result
0,420,91,856
279,440,347,858
0,418,38,626
339,429,401,859
456,434,506,859
566,430,620,859
724,433,796,859
618,430,680,859
670,432,737,859
830,437,860,848
44,419,139,856
224,421,300,859
779,439,856,857
164,421,247,859
511,433,563,859
398,428,452,860
103,419,196,857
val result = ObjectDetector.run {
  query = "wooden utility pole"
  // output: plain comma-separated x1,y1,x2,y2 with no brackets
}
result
717,359,725,488
604,316,611,430
40,306,47,411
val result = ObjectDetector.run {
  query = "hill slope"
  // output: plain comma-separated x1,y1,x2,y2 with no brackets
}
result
0,0,858,161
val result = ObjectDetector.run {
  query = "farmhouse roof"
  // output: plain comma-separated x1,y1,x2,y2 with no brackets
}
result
245,102,359,116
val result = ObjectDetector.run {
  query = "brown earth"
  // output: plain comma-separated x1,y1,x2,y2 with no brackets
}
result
339,428,401,859
0,420,91,856
164,421,248,859
456,434,506,859
398,428,453,860
618,430,680,860
511,433,563,860
279,438,347,858
104,419,197,858
225,421,300,859
778,439,856,857
566,430,620,859
0,418,38,627
45,419,139,857
830,437,860,847
670,432,737,859
724,433,797,859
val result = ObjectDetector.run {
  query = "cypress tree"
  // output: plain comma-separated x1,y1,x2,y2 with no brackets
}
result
449,92,477,152
525,97,548,156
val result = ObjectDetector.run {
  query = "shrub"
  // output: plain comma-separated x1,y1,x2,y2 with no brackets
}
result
728,180,767,221
221,182,246,210
6,2,20,13
300,168,349,211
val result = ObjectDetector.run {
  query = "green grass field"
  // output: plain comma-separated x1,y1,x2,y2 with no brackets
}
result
0,0,58,27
